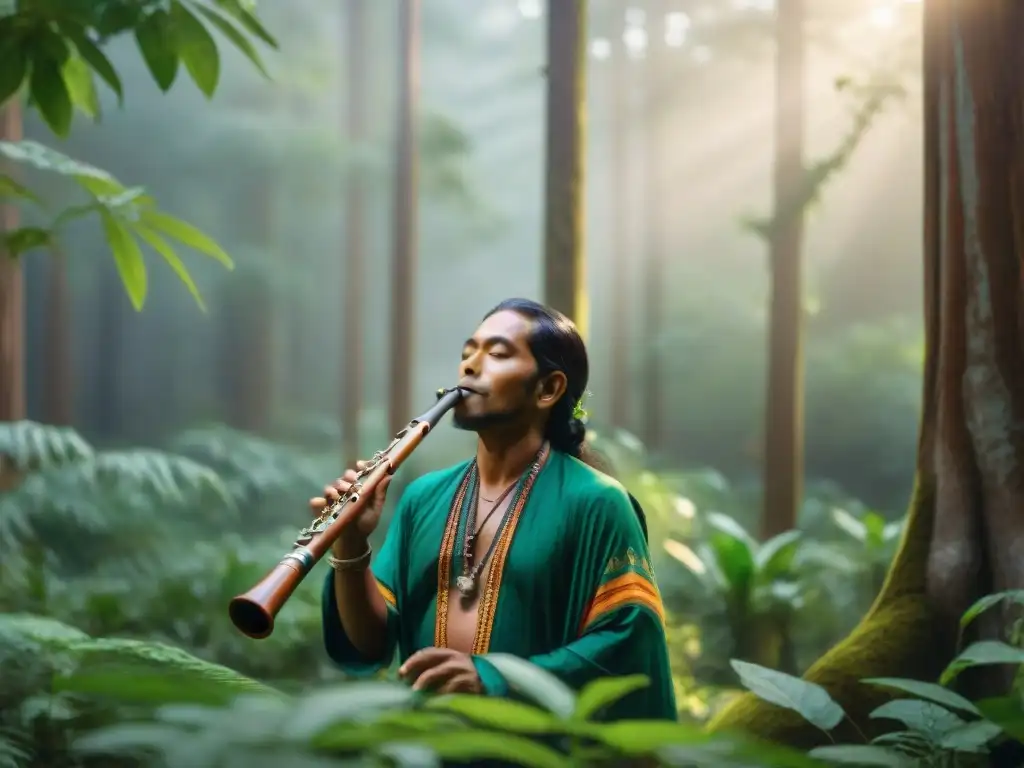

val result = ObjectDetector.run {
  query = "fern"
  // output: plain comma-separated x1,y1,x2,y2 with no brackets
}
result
0,421,93,472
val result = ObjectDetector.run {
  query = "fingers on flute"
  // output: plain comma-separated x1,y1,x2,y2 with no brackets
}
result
309,497,327,513
324,484,342,501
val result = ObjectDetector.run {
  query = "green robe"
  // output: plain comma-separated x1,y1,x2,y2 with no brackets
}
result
322,450,677,722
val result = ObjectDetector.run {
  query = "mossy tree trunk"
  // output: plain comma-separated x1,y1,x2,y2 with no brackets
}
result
708,0,1024,746
542,0,587,336
387,0,418,436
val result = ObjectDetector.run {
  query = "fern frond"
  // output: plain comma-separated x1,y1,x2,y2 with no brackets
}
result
0,421,93,472
0,730,30,768
91,449,233,510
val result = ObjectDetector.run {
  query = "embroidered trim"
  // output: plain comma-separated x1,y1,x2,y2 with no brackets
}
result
602,546,654,579
375,579,397,610
471,454,546,654
579,571,665,634
433,467,472,647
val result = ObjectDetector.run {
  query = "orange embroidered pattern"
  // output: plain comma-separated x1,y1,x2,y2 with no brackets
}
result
580,552,665,634
433,470,472,647
375,579,397,610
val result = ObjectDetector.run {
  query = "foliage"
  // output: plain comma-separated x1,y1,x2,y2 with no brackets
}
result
724,591,1024,767
0,0,277,310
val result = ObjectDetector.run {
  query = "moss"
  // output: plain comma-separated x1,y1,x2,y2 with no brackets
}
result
707,479,948,748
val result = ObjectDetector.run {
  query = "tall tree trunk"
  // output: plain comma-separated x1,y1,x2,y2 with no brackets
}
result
542,0,587,335
709,0,1024,746
41,249,72,425
760,0,806,540
387,0,419,436
641,2,669,452
607,37,630,429
0,102,24,426
342,0,367,466
93,267,126,437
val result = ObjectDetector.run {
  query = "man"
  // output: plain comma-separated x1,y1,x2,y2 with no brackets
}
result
312,298,676,721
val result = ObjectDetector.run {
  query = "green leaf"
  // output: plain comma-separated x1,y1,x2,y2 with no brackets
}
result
58,669,247,707
29,51,73,136
135,11,180,91
171,1,220,98
593,720,715,755
0,39,27,107
135,225,206,311
862,677,980,716
426,694,565,734
0,174,43,206
212,0,278,47
938,720,1003,752
100,210,147,310
138,209,233,268
66,30,123,105
282,682,416,740
61,54,100,120
754,529,802,579
704,512,756,593
480,654,576,718
730,659,846,731
3,226,51,256
190,3,268,77
390,731,565,768
808,744,913,766
974,695,1024,742
831,508,867,542
960,590,1024,630
573,675,649,721
940,641,1024,685
869,699,965,742
0,140,116,184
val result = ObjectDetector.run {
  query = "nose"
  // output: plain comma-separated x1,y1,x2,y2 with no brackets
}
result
459,354,478,380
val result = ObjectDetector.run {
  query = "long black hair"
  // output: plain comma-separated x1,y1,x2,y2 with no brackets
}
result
483,298,649,542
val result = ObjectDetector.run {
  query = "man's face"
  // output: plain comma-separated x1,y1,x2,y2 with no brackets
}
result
452,310,539,432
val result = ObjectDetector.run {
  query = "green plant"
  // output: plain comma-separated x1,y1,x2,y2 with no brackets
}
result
726,590,1024,766
662,513,805,677
1,0,277,309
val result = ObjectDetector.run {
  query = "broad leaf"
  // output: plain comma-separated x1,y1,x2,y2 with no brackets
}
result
282,682,416,740
136,225,206,311
730,659,845,731
808,744,913,766
974,695,1024,742
480,654,576,718
831,508,867,542
869,699,965,742
862,677,980,715
940,641,1024,685
171,1,220,98
191,3,268,77
3,226,50,255
60,53,100,119
573,674,649,721
754,529,802,578
0,39,27,106
212,0,278,47
391,731,565,768
425,694,565,734
960,589,1024,630
65,29,123,104
100,210,147,310
140,208,233,268
135,11,180,91
29,49,73,136
938,720,1003,752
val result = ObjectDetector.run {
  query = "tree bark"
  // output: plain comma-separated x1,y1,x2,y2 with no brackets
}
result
607,38,630,429
41,248,72,425
0,102,25,425
542,0,588,336
761,0,806,540
341,0,367,467
387,0,419,436
641,2,670,453
708,0,1024,745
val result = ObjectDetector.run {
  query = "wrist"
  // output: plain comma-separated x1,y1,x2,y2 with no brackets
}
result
332,533,369,560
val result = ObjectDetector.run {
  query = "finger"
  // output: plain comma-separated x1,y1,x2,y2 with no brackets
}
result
411,661,460,692
309,497,327,512
399,647,452,679
438,674,473,695
355,460,367,470
324,485,341,501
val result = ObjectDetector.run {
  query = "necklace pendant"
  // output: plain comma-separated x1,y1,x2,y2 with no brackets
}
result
456,575,476,596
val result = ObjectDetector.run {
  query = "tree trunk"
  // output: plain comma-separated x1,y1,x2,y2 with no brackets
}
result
760,0,806,540
708,0,1024,746
93,267,126,437
542,0,587,335
342,0,367,466
0,102,25,425
607,37,630,429
41,248,72,425
641,2,669,453
387,0,418,436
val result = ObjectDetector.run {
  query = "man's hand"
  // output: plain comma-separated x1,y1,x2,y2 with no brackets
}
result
399,647,483,694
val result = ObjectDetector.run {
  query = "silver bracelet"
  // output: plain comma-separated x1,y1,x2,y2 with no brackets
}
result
327,545,372,572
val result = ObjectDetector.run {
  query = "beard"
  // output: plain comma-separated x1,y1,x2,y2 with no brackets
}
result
452,405,523,433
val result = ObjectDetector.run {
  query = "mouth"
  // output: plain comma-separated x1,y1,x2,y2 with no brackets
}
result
457,385,484,397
